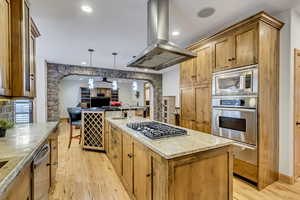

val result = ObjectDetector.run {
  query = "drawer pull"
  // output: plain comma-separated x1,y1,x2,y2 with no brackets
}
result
128,153,133,158
146,173,151,177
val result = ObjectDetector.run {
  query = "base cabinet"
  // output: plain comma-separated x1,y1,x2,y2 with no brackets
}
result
122,133,134,194
107,122,233,200
49,128,59,188
4,163,32,200
133,141,151,200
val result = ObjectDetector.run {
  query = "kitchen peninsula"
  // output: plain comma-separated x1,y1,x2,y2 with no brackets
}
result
0,122,59,200
106,117,234,200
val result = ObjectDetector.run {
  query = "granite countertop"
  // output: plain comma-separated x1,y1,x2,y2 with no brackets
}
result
0,122,59,197
106,117,233,160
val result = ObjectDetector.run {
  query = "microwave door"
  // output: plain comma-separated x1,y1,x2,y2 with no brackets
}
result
215,74,242,95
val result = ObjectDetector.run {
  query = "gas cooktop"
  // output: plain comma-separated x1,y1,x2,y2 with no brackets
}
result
126,122,187,140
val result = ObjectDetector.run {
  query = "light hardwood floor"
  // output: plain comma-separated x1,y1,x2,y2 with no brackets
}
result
50,122,300,200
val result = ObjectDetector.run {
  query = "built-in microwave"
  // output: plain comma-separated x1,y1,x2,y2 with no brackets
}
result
212,65,258,96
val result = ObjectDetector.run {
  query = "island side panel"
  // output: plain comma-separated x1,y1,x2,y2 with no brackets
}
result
168,146,233,200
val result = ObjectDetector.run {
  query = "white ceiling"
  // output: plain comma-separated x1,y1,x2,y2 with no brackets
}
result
30,0,300,73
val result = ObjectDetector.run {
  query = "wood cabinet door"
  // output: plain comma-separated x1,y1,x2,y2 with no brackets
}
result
213,35,234,72
133,141,151,200
5,163,32,200
122,133,133,193
180,58,196,87
195,44,213,85
29,33,36,97
180,87,195,121
50,132,58,188
0,0,11,96
110,126,122,176
194,85,211,133
234,23,258,67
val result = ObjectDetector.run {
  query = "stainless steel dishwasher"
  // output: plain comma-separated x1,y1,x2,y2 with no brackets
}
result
33,143,50,200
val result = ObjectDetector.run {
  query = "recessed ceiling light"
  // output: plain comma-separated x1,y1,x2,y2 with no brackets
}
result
81,61,87,65
144,69,149,72
81,5,93,13
197,7,215,18
172,31,180,36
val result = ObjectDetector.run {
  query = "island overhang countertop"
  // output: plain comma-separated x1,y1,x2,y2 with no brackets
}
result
106,117,233,160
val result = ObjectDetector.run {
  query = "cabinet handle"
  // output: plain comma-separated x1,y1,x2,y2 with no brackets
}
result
128,153,133,158
47,162,58,166
146,173,152,177
296,122,300,126
228,58,232,61
231,58,236,61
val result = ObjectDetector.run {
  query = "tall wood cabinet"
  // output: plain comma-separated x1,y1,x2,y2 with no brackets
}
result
180,44,212,133
180,11,283,190
0,0,11,96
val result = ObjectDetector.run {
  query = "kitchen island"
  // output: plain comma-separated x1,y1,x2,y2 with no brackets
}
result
106,117,234,200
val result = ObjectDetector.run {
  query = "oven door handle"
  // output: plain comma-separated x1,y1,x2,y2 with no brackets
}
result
234,142,257,150
213,107,256,112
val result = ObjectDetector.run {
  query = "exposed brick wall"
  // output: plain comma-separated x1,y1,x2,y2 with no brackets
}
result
47,63,162,121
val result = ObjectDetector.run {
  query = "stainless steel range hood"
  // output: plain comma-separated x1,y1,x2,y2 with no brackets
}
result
127,0,196,71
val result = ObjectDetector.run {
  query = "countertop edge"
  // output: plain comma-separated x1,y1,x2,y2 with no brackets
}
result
0,122,59,198
107,118,233,160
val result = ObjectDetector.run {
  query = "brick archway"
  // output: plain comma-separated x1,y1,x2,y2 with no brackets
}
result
47,63,162,121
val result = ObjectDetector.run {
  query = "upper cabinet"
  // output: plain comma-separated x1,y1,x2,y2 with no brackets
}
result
233,23,258,67
29,19,40,97
0,0,40,98
195,43,213,85
180,58,195,88
212,23,258,72
213,35,235,72
0,0,11,96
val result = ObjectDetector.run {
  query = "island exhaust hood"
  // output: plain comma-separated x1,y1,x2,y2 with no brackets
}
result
127,0,196,71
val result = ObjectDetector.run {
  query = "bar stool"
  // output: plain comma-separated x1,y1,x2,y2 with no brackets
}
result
67,107,82,148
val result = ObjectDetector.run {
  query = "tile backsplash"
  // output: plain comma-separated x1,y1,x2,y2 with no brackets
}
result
0,99,14,122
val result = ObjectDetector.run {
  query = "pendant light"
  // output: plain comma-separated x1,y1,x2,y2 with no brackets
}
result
112,52,118,91
88,49,95,89
132,56,138,91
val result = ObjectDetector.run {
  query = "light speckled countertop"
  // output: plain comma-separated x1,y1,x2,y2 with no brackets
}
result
106,117,233,160
0,122,59,198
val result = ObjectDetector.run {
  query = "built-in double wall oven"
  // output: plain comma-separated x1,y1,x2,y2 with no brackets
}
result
212,65,258,166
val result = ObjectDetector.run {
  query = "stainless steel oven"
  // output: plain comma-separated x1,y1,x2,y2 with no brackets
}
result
212,96,257,146
212,95,258,165
212,65,258,96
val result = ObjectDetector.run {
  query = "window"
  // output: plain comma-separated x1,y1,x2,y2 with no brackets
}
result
14,100,33,124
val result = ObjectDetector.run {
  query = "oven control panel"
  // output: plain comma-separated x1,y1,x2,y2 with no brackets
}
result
220,99,245,106
212,96,257,108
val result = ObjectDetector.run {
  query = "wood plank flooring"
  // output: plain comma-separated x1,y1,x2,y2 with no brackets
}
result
50,122,300,200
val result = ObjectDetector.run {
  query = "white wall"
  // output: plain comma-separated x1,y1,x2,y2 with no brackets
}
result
58,79,145,118
162,65,180,107
276,9,300,177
